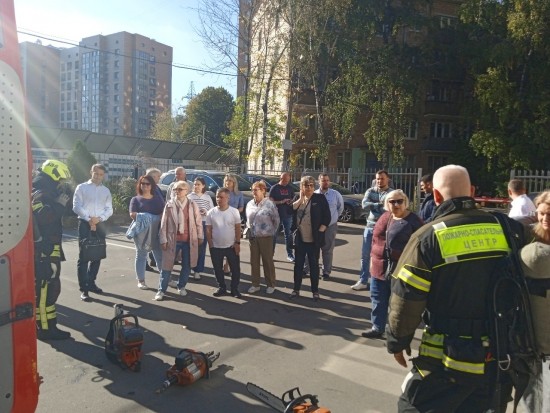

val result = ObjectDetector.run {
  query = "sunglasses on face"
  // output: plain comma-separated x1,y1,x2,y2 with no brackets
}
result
302,183,315,187
388,199,404,205
173,187,187,192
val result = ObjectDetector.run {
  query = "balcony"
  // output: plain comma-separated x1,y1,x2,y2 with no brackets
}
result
424,100,461,117
421,136,455,152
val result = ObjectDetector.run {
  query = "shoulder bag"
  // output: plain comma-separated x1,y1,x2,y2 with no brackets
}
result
80,231,107,261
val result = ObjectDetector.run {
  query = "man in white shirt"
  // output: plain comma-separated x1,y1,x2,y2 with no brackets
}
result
72,164,113,301
508,179,536,218
314,173,343,280
206,187,242,298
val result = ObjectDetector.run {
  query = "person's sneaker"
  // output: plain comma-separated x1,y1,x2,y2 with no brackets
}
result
168,280,178,288
190,270,195,275
178,288,188,296
322,274,330,281
88,284,103,294
361,328,384,339
287,254,295,262
248,286,261,294
351,281,368,290
137,281,148,290
213,287,227,297
193,272,201,280
80,291,90,301
265,287,276,294
154,291,164,301
231,289,242,298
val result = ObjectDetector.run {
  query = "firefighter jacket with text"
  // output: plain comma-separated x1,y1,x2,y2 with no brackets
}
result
386,196,526,383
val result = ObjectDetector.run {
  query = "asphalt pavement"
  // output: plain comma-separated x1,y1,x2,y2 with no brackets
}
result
34,222,424,412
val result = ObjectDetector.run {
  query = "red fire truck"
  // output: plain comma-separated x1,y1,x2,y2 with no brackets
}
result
0,0,40,411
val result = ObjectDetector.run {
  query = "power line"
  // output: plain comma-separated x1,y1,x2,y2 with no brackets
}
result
17,29,238,78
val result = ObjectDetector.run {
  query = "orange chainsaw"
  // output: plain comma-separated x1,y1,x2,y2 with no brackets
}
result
159,349,220,392
246,382,331,413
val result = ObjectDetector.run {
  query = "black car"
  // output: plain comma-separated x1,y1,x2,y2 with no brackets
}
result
293,180,366,223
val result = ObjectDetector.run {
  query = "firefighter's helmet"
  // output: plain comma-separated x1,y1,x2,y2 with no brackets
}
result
39,160,71,181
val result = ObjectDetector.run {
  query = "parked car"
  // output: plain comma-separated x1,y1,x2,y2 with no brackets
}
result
293,181,366,223
240,174,300,192
159,169,253,228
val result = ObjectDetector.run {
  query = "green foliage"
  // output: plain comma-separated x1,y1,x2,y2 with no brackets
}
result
104,177,137,215
66,140,97,185
181,87,235,146
150,108,181,141
459,0,550,171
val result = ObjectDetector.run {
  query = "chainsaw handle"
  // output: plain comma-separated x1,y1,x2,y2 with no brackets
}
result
110,313,139,329
284,394,319,413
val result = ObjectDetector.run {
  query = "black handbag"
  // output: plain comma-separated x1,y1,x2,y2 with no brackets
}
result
80,231,107,261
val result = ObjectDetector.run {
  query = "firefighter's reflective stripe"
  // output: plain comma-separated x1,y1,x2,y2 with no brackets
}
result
36,283,57,329
434,223,509,263
397,266,431,292
51,244,61,258
32,201,42,212
442,355,485,375
419,330,444,359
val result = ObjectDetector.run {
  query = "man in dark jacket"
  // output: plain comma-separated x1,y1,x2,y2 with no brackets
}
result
32,160,72,340
386,164,525,412
419,173,435,222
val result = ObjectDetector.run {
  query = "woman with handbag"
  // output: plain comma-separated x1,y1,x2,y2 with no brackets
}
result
289,176,331,302
128,175,164,290
245,180,280,294
187,177,214,280
154,181,203,301
361,189,423,339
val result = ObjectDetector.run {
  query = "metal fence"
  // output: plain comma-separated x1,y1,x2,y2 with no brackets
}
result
510,170,550,194
247,167,424,211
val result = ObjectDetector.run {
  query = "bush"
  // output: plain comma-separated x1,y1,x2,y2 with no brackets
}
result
105,177,137,215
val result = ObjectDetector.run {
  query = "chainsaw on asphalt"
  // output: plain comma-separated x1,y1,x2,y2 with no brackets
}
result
158,348,220,392
246,382,331,413
104,304,144,372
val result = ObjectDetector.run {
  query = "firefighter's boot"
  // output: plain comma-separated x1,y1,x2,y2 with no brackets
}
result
37,320,71,341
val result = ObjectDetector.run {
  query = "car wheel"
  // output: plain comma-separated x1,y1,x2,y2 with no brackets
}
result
339,206,353,223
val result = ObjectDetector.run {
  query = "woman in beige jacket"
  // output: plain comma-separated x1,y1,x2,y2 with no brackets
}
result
154,181,203,301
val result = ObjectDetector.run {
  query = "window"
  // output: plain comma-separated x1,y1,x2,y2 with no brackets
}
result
428,155,448,171
114,72,119,80
439,15,457,29
430,121,453,139
336,151,351,170
304,114,317,129
404,121,418,140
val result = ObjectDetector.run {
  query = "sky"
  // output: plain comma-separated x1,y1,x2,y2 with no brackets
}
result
14,0,236,111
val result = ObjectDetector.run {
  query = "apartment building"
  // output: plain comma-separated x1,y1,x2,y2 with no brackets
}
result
239,0,465,175
21,32,173,138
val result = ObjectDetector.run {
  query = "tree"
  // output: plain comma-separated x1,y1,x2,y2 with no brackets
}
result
460,0,550,171
150,108,181,141
66,140,97,185
181,87,235,147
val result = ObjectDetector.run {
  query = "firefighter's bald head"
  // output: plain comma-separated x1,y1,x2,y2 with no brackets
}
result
432,165,473,205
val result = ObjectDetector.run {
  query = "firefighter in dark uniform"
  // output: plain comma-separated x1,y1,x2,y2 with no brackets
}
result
386,165,524,412
32,160,72,340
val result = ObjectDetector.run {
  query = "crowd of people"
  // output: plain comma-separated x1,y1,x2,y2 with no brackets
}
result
32,160,548,412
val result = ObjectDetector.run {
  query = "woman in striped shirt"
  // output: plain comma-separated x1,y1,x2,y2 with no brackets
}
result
188,177,214,280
